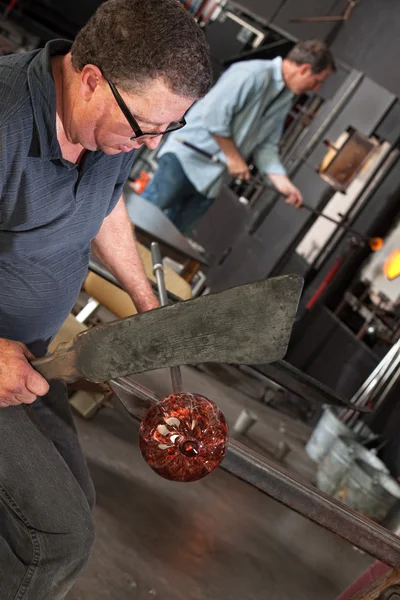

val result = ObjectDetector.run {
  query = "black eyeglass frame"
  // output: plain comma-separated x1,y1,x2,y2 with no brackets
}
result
107,80,186,141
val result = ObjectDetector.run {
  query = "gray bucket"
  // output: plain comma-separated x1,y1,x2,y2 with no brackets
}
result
316,436,356,494
378,475,400,522
316,437,388,495
335,459,400,522
382,501,400,534
305,408,355,463
355,446,389,474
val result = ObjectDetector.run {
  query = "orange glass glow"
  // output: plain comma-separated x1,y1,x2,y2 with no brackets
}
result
369,237,384,252
384,250,400,280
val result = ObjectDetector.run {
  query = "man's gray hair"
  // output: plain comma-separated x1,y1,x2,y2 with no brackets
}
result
287,40,336,74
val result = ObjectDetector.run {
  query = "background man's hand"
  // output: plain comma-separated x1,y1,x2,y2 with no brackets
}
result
0,338,49,408
211,135,251,181
226,155,251,181
283,183,303,208
268,173,303,208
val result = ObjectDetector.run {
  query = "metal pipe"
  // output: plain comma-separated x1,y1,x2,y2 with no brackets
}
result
341,339,400,424
346,351,400,429
150,242,183,393
223,441,400,569
110,376,400,568
175,138,382,249
301,204,381,247
175,138,223,164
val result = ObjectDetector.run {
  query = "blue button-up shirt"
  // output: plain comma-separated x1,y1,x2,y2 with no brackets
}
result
0,40,135,356
159,57,294,198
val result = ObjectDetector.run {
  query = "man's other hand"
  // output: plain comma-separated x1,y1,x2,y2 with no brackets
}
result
0,339,49,408
284,184,303,208
226,155,251,181
268,173,303,208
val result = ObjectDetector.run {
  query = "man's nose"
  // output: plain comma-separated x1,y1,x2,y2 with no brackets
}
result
144,136,162,150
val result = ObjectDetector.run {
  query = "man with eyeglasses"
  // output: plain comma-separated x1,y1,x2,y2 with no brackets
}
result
0,1,211,598
142,40,335,235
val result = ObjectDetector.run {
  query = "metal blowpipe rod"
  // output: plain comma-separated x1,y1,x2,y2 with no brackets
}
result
110,376,400,569
175,137,224,164
300,204,382,248
151,242,183,393
175,138,383,251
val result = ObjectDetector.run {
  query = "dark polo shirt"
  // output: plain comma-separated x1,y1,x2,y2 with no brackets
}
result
0,40,135,357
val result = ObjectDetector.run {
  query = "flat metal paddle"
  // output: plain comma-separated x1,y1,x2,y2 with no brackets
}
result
32,275,303,383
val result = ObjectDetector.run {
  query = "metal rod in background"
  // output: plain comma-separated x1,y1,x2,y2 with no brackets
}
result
340,346,396,422
340,339,400,425
110,375,400,569
175,137,224,164
175,137,383,250
346,353,400,429
258,360,370,412
349,347,400,415
151,242,183,393
301,204,383,249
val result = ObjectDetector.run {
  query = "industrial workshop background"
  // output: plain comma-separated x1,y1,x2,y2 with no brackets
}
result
3,0,397,469
2,2,400,599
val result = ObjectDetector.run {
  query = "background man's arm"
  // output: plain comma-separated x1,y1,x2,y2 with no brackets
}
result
201,66,263,181
253,116,303,208
211,135,250,180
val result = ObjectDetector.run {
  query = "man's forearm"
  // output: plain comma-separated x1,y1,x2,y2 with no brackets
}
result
211,134,241,161
211,134,250,179
92,197,158,313
268,173,291,192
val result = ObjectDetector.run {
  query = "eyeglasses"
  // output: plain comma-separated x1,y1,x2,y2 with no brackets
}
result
107,80,186,141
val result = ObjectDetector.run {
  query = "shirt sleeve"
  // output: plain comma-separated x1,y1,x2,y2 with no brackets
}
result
106,152,135,216
252,112,287,176
201,66,268,137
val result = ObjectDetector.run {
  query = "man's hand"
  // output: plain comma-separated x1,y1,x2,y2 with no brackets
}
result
283,183,303,208
0,339,49,408
226,155,251,181
268,174,303,208
211,135,250,181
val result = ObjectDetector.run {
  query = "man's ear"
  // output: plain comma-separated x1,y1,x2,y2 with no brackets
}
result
80,64,103,102
298,63,312,77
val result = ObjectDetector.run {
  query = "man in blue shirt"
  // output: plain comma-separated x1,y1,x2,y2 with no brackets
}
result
142,40,335,234
0,1,211,598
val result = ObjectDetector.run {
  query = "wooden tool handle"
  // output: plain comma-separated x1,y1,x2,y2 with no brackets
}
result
32,338,82,383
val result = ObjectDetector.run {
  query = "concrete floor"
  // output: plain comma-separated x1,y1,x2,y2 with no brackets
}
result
67,366,372,600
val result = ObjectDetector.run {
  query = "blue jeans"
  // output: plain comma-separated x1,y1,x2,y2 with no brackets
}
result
141,153,214,235
0,380,95,599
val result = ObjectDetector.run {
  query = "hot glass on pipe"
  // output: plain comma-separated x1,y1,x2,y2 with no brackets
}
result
140,242,229,482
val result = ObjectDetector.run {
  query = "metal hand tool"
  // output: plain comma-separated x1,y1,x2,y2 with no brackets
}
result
151,242,183,392
32,274,303,382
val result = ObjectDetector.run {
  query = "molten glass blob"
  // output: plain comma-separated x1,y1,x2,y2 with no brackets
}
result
139,393,228,482
369,237,384,252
